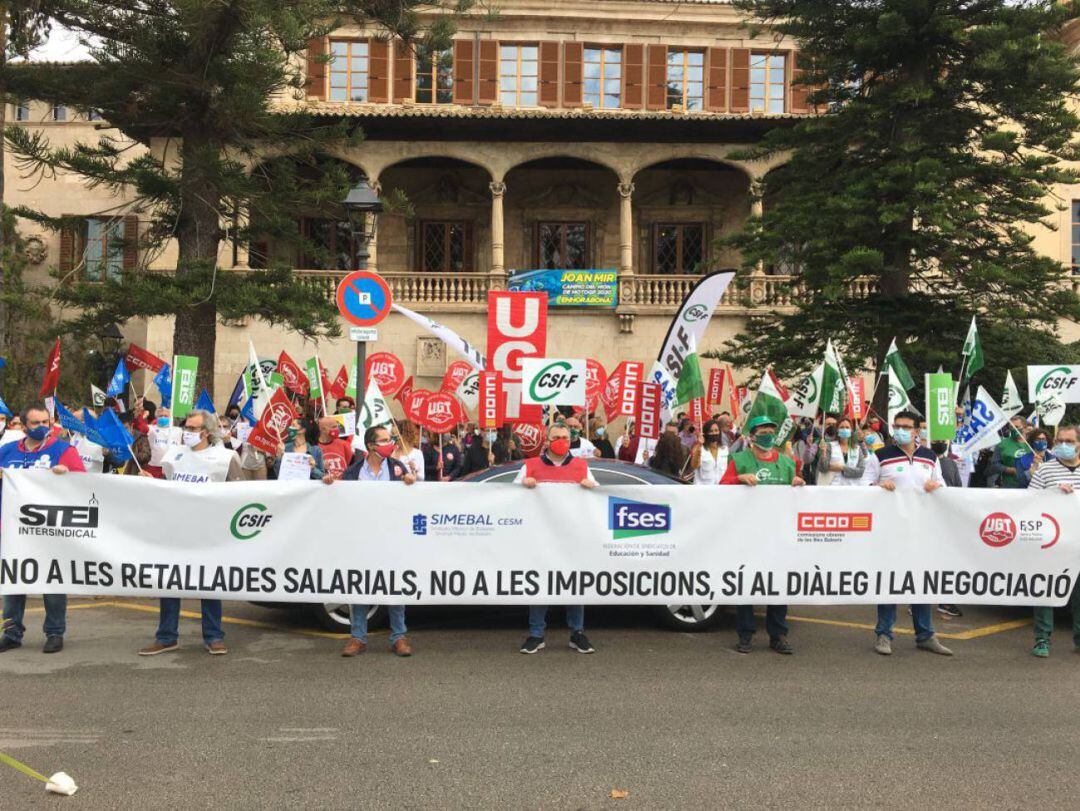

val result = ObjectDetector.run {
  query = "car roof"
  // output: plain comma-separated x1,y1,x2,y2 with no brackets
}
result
459,459,688,485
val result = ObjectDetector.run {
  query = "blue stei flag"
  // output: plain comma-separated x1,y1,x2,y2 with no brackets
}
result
153,363,172,403
106,358,131,397
0,395,11,418
82,408,115,450
228,373,246,408
95,408,134,463
194,388,216,413
240,397,256,425
54,400,88,435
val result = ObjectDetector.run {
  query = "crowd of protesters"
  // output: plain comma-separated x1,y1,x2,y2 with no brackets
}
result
0,391,1077,663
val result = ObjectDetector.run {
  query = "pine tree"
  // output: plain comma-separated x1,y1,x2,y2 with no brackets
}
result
1,0,464,392
724,0,1080,406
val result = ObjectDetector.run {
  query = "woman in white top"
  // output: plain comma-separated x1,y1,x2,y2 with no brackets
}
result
393,420,426,481
690,419,728,485
816,416,867,486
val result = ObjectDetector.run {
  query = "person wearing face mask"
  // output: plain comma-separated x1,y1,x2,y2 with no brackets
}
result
720,415,804,655
817,417,867,487
860,409,952,656
1027,425,1080,658
326,425,417,657
146,407,181,479
392,421,426,480
67,406,107,475
564,415,600,459
591,423,615,459
1015,428,1050,489
460,427,494,476
272,419,324,479
0,411,24,447
987,415,1032,488
316,415,355,480
514,423,598,654
690,419,728,485
0,403,85,655
141,410,240,657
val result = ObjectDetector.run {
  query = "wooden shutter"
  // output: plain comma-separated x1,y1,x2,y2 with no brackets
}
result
646,45,667,110
305,37,328,99
730,48,750,113
463,221,475,271
790,51,811,114
539,42,560,107
478,40,498,104
623,44,644,109
122,215,139,270
59,217,76,274
369,39,389,103
706,48,728,112
393,41,414,103
563,42,583,107
453,40,475,104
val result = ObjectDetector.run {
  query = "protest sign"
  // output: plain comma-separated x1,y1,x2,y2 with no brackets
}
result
277,453,313,481
487,292,547,423
925,372,956,441
521,358,587,406
1027,365,1080,404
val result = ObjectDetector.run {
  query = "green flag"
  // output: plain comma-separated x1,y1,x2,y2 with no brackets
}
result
887,366,914,425
170,354,199,421
962,317,983,381
304,357,322,399
748,368,793,444
925,372,956,441
883,337,915,391
674,336,706,406
819,341,845,413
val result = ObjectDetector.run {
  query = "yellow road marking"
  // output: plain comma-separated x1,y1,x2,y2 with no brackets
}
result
778,613,1032,640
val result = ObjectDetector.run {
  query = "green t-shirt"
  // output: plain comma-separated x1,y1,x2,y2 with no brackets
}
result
731,449,796,485
999,436,1030,488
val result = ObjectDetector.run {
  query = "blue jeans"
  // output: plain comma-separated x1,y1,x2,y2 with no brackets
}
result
155,599,224,645
351,605,407,643
2,594,68,642
876,604,934,642
735,605,788,641
528,605,584,638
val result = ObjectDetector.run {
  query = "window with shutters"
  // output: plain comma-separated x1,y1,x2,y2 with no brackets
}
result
665,50,704,111
750,53,786,114
13,102,29,121
420,221,472,272
416,46,453,104
584,47,621,109
499,44,539,107
51,104,67,121
83,218,124,282
653,223,706,274
299,217,356,269
329,40,369,102
536,222,590,270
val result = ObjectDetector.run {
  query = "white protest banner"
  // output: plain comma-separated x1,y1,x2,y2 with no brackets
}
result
953,386,1009,456
4,471,1078,607
521,358,587,406
1027,365,1080,404
277,453,312,481
333,410,358,438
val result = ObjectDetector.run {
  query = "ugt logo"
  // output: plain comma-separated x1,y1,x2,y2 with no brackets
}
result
412,514,428,536
608,497,670,540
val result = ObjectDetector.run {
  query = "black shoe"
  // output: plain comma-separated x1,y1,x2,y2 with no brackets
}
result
937,604,963,618
42,635,63,654
770,635,794,655
519,636,545,654
735,637,752,654
0,637,22,653
568,631,595,654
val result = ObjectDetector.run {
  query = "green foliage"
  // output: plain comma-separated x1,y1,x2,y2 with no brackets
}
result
722,0,1080,400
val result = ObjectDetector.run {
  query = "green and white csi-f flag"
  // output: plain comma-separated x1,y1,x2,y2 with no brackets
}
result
887,365,914,426
359,379,393,431
246,341,271,419
819,340,848,414
788,363,824,418
961,316,984,382
1001,370,1024,417
748,368,793,443
674,335,706,407
883,337,915,391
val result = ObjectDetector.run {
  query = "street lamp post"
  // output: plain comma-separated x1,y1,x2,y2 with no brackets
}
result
342,178,383,411
98,322,124,394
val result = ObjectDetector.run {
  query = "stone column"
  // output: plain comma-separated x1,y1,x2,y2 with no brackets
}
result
750,177,765,280
618,181,635,276
489,180,506,277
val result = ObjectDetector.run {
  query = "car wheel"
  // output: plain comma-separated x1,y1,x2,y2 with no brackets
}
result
655,603,724,631
311,603,387,632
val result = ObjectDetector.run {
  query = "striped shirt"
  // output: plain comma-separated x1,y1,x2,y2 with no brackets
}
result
1028,457,1080,490
860,444,945,491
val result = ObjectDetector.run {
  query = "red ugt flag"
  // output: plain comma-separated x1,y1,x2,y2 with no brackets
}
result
39,338,61,397
329,365,349,401
277,351,309,395
124,343,166,373
247,388,298,455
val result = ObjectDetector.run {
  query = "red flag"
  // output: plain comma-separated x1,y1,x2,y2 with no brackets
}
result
707,368,725,408
634,381,662,440
726,366,741,420
512,422,545,458
124,343,165,373
404,386,433,423
39,338,61,397
767,368,789,401
247,388,298,455
478,371,505,430
277,351,308,395
419,392,458,434
395,375,414,408
689,396,706,428
366,352,406,397
845,377,866,420
441,360,473,394
329,365,349,401
585,359,607,412
487,291,547,424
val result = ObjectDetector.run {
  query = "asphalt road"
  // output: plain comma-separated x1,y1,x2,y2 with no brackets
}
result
0,599,1077,809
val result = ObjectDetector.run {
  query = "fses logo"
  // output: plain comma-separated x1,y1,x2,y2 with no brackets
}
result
797,513,873,532
608,497,670,540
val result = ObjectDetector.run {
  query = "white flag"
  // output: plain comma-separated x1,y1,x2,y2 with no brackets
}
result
953,387,1009,456
1001,371,1024,416
391,303,485,370
887,366,913,426
248,341,271,419
788,364,823,418
90,384,107,408
359,379,393,430
455,370,480,411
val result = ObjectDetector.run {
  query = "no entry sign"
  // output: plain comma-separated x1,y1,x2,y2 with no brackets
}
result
336,271,392,327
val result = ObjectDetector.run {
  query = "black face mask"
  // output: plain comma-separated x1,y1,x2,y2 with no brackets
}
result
706,433,721,443
931,441,949,456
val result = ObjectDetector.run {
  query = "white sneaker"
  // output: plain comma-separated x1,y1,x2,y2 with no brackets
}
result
916,635,954,656
874,634,892,656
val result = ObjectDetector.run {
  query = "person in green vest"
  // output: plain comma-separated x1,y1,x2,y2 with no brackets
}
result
720,415,805,654
989,415,1032,488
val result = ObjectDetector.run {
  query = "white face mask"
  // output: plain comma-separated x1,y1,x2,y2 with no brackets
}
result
181,430,203,447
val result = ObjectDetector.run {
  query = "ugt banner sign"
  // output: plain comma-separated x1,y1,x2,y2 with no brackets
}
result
521,358,587,406
487,292,548,423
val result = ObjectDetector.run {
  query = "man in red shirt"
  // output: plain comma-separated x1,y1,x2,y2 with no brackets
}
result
316,416,355,480
514,424,597,655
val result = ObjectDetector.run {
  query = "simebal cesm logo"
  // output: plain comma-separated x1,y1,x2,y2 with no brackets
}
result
608,497,671,540
230,503,273,540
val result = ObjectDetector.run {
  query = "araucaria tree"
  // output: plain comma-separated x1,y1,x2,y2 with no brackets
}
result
724,0,1080,397
2,0,464,391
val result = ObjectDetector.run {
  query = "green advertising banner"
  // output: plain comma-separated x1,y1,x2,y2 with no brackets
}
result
924,372,956,441
170,355,199,421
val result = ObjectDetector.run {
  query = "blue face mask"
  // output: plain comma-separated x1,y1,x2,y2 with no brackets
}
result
595,427,605,437
26,425,50,441
837,428,852,440
864,433,879,446
1053,443,1077,462
892,428,913,446
156,417,170,428
1032,439,1048,452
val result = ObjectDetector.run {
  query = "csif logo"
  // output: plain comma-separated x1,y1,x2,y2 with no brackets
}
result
608,496,671,540
230,502,272,540
528,360,580,403
683,304,709,322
